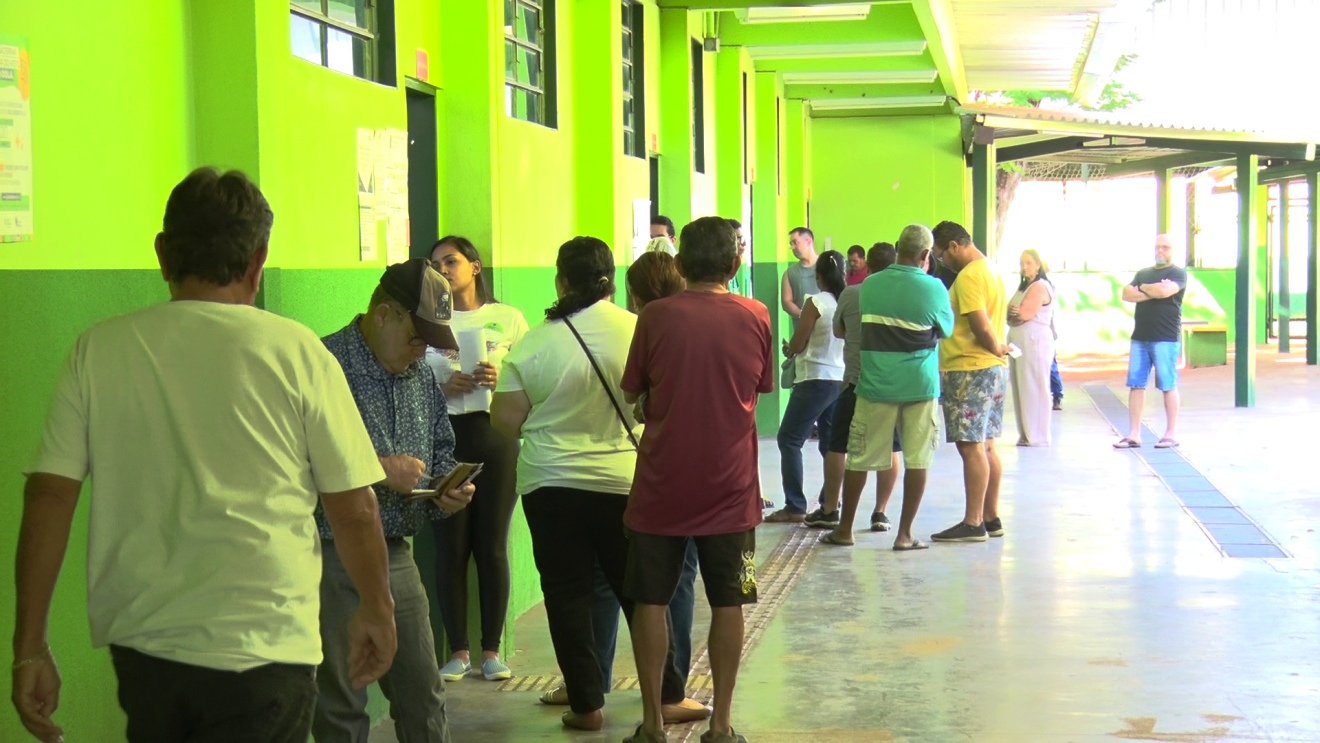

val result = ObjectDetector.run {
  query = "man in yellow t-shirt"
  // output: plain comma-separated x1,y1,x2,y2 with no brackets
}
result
931,221,1010,544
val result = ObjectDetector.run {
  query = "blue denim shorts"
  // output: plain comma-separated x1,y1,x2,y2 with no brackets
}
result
1127,340,1180,391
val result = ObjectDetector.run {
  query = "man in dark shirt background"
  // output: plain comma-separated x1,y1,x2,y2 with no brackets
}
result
1115,234,1186,449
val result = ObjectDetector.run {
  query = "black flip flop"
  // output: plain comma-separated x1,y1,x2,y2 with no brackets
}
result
1113,437,1142,449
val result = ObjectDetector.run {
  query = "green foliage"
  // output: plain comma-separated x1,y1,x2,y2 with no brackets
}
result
1081,54,1142,112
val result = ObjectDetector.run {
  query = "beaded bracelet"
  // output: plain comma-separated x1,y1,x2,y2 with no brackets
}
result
12,645,51,672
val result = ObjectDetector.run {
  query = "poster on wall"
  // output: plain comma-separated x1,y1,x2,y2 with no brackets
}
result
356,128,378,261
632,199,650,259
379,128,410,264
0,35,33,243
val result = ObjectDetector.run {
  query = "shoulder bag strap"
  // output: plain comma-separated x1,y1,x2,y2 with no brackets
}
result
563,316,641,449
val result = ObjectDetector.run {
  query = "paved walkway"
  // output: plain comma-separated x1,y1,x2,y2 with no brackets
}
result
373,348,1320,742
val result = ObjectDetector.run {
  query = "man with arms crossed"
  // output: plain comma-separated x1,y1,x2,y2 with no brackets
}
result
824,225,953,550
623,216,774,743
313,258,476,742
930,221,1011,544
1114,235,1186,449
12,168,396,743
781,227,819,328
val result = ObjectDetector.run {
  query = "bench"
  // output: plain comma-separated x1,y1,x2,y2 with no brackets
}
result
1184,324,1228,368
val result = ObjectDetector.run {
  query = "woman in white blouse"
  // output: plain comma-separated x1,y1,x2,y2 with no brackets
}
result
425,236,529,682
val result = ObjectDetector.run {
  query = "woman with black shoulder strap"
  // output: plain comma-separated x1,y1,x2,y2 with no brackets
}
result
489,238,707,733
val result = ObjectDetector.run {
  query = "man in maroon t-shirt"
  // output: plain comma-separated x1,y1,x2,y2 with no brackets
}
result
622,216,773,743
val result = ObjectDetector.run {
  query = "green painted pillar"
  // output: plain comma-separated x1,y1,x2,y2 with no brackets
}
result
752,71,788,435
571,0,617,242
972,141,995,256
785,100,807,232
713,46,746,221
1278,184,1291,353
1236,154,1258,408
1308,172,1319,365
657,8,694,227
714,47,752,295
1156,168,1172,236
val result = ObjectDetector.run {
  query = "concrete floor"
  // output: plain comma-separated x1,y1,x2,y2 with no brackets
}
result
372,349,1320,742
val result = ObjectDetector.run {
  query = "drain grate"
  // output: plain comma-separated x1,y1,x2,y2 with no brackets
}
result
1083,382,1287,559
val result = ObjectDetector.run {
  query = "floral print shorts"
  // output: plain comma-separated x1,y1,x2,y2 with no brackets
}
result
941,366,1008,443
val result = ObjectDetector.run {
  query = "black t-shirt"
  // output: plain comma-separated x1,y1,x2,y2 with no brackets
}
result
1130,264,1187,342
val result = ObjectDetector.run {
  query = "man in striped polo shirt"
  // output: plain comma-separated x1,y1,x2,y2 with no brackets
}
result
824,224,953,550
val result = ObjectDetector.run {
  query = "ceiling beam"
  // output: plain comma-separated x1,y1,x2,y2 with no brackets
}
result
782,69,938,85
808,94,949,112
747,40,927,61
716,4,923,47
909,0,968,102
658,0,877,7
995,136,1104,162
1103,151,1235,178
786,82,947,101
1139,138,1315,160
1258,160,1320,185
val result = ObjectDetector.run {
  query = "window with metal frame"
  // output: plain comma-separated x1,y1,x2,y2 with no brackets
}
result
505,0,557,127
622,2,645,157
290,0,392,83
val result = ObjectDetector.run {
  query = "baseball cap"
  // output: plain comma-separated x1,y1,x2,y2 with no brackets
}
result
378,258,459,350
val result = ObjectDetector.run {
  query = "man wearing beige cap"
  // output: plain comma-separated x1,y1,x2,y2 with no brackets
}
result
314,258,476,742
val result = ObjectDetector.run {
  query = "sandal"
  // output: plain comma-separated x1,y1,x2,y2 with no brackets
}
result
539,684,569,705
625,723,670,743
820,532,854,546
662,698,713,724
1112,437,1142,449
1155,438,1180,449
893,540,929,551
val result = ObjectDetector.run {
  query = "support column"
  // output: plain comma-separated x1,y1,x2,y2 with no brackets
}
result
1236,154,1258,408
1185,180,1198,266
1279,184,1291,353
1156,168,1172,236
1308,172,1319,365
751,71,788,435
971,139,995,256
657,8,694,226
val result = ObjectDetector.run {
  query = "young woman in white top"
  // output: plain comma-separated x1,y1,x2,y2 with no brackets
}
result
424,236,529,682
767,251,848,522
489,238,703,732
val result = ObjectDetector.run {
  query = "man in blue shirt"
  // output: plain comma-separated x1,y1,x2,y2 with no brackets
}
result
823,224,953,551
314,258,475,743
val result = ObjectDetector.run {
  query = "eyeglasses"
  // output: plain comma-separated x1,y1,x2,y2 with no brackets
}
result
391,307,428,348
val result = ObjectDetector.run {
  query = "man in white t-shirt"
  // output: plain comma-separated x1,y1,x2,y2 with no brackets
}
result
12,168,397,743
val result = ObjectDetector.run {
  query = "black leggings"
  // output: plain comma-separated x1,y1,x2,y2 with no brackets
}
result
432,411,521,654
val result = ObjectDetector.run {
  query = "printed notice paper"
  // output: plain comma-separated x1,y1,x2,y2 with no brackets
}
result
0,36,33,243
380,128,410,263
357,127,378,261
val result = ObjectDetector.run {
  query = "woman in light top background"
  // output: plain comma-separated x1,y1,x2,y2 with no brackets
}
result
425,235,529,682
1006,248,1055,447
489,238,706,732
767,250,848,523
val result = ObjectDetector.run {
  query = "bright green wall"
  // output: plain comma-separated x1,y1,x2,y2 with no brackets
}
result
0,2,192,271
809,115,966,248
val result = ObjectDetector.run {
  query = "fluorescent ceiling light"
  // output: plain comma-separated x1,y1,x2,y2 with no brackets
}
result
739,5,872,24
809,95,948,110
784,70,938,85
748,41,926,60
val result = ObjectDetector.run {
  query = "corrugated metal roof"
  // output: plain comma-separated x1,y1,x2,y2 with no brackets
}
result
953,0,1107,90
957,103,1317,144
